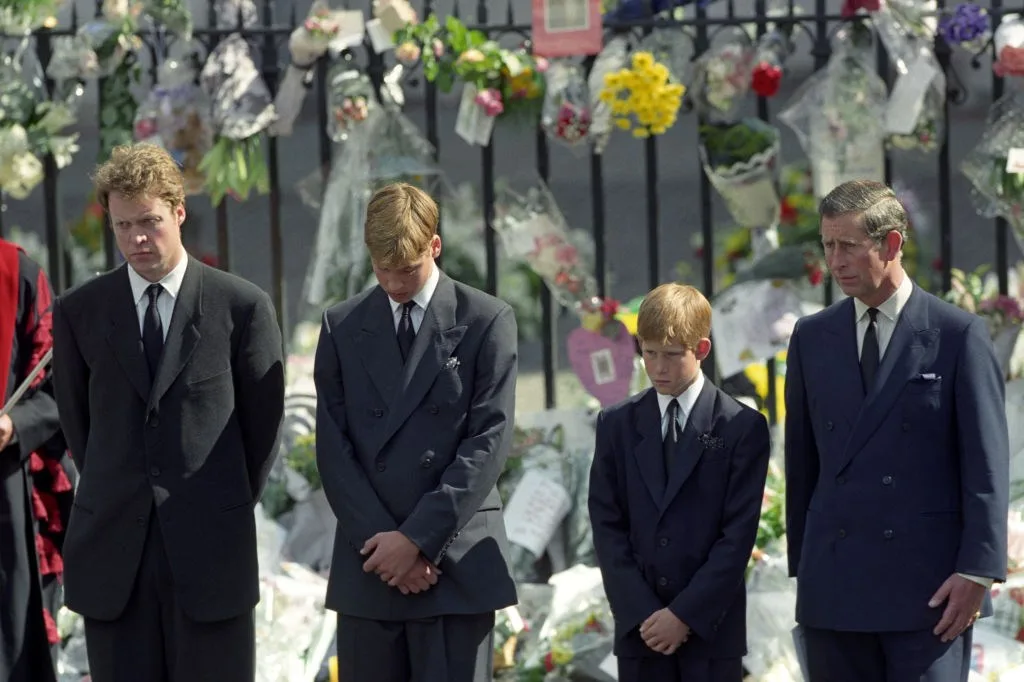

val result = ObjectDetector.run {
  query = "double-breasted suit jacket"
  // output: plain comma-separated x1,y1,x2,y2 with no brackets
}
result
52,257,286,623
314,270,518,620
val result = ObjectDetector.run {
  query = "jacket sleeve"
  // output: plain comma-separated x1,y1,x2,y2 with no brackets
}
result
784,321,818,578
52,297,90,470
398,306,517,564
668,412,771,640
588,409,664,636
235,292,286,500
314,313,399,550
953,317,1009,581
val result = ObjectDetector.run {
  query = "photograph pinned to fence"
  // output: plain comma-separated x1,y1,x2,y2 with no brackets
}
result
531,0,603,58
590,348,616,386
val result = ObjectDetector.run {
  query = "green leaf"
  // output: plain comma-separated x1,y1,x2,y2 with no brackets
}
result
436,70,455,94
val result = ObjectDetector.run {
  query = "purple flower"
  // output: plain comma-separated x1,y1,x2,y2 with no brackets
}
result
939,3,990,46
980,295,1024,322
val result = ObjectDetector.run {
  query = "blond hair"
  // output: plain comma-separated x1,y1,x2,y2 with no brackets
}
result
636,283,712,349
364,183,439,267
92,143,186,212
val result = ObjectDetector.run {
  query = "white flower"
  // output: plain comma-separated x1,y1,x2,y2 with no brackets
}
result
49,135,80,169
35,101,76,134
0,151,44,199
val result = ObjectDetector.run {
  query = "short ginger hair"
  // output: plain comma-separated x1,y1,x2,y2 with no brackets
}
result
92,143,186,212
364,183,439,267
636,283,712,350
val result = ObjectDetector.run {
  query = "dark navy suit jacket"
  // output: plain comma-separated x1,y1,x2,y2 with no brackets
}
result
588,378,771,660
785,284,1009,632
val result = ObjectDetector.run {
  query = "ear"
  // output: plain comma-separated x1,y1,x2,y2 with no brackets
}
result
882,230,903,261
175,202,187,227
694,338,712,362
430,234,442,259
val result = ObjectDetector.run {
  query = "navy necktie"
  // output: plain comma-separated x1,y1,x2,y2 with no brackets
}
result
143,284,164,379
861,307,880,394
397,301,416,363
663,399,680,478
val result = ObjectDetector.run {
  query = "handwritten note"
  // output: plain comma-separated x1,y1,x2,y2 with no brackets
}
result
503,469,571,556
455,84,495,147
1007,148,1024,174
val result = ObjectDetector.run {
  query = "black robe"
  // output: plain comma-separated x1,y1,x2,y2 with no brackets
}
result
0,239,73,682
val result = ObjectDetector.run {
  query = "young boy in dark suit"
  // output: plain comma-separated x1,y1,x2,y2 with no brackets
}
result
588,283,771,682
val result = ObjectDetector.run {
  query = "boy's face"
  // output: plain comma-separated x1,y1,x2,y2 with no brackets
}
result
372,234,442,303
640,338,710,397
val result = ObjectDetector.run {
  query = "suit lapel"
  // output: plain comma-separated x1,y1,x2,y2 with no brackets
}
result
378,273,467,452
148,257,202,410
823,299,865,422
106,265,151,402
631,390,667,505
355,287,404,404
661,379,717,515
839,286,938,472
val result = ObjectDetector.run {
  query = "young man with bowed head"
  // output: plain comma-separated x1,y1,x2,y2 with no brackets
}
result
785,179,1009,682
588,283,772,682
51,142,286,682
314,182,519,682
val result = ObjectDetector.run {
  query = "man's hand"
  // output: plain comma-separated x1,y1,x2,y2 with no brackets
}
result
639,608,690,655
394,556,443,595
361,531,421,586
0,414,13,450
929,574,987,642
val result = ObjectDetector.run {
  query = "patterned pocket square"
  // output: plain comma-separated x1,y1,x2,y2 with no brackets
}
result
445,356,460,370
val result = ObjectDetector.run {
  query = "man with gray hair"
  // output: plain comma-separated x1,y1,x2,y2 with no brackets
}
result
784,179,1009,681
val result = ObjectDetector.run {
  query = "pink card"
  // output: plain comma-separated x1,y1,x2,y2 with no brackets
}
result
531,0,604,58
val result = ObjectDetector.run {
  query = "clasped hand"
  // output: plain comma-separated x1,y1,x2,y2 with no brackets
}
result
361,531,442,595
640,608,690,655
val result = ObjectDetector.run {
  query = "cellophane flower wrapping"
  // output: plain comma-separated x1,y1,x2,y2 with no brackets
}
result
541,60,592,152
698,117,781,238
198,33,277,204
0,0,62,34
871,0,946,153
961,92,1024,252
45,35,98,108
74,12,139,78
693,27,755,122
142,0,192,40
214,0,258,30
778,24,887,200
938,2,991,53
270,1,366,137
134,57,213,195
586,36,630,154
994,14,1024,78
493,584,556,675
326,66,378,142
494,177,598,313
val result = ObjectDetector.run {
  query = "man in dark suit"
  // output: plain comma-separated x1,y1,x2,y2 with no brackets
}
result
785,180,1009,682
315,182,518,682
588,283,771,682
51,143,285,682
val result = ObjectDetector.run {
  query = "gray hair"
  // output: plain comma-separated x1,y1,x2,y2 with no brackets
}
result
818,180,909,244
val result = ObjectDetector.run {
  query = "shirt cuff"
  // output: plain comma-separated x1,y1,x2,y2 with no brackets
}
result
958,573,994,588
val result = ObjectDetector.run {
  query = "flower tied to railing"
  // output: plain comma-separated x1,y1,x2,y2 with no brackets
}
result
994,15,1024,79
946,264,1024,380
599,51,685,139
938,3,991,52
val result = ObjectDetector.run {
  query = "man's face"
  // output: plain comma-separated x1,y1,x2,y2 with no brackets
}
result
641,338,709,396
372,235,441,303
821,213,901,306
109,192,185,283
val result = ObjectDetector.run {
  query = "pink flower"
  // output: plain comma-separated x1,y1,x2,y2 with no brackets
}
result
395,41,421,64
431,38,444,59
994,45,1024,78
554,244,577,263
534,57,550,73
474,88,504,116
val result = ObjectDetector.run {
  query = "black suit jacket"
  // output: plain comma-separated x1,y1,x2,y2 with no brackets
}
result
52,257,285,622
588,380,771,660
314,271,519,620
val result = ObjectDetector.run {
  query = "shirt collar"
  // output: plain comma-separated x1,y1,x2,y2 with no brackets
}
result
656,371,705,420
389,262,440,315
128,251,188,306
854,273,913,324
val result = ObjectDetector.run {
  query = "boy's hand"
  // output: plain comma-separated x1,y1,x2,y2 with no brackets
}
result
640,608,690,655
361,531,420,584
395,557,443,595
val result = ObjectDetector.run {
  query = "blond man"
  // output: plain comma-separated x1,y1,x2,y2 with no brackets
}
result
51,143,285,682
588,283,771,682
314,183,518,682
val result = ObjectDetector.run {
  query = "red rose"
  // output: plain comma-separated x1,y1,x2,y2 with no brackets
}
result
751,62,782,98
807,264,824,286
779,198,798,225
543,652,555,672
841,0,880,17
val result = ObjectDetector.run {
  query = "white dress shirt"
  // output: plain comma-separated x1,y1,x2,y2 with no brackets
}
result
656,371,705,439
853,276,992,589
127,252,188,342
388,264,440,333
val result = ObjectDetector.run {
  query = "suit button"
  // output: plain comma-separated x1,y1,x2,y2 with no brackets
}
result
376,463,386,472
826,421,834,431
373,409,384,418
150,466,161,477
429,405,439,415
658,577,668,587
838,529,846,538
882,475,893,485
421,459,432,468
136,516,145,525
883,529,894,540
659,537,669,547
836,475,846,485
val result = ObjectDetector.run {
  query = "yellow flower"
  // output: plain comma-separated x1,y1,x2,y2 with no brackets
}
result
651,125,667,135
633,127,650,139
599,88,616,103
632,51,654,71
651,63,669,82
614,117,632,130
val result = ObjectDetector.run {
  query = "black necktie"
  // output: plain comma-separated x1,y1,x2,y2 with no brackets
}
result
143,283,164,379
397,301,416,363
663,399,680,479
861,307,880,394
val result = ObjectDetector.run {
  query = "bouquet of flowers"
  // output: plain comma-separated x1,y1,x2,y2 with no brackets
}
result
946,264,1024,379
134,56,213,195
698,117,781,233
586,36,630,154
0,0,61,34
326,67,377,142
599,49,685,139
692,27,755,121
938,2,991,52
994,14,1024,78
540,60,592,150
141,0,192,40
750,29,792,99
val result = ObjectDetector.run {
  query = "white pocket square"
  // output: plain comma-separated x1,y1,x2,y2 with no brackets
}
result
918,373,939,381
